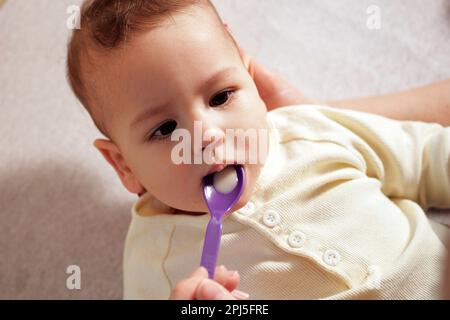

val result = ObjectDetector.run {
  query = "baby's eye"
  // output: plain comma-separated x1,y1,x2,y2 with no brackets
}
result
149,120,177,141
209,89,235,107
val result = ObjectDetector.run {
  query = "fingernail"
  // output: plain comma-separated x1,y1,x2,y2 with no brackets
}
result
199,279,227,300
190,266,207,277
231,289,250,300
227,270,238,277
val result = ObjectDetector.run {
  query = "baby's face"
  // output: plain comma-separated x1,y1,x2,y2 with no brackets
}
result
93,5,269,213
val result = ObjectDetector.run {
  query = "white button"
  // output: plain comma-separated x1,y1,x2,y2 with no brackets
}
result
262,210,280,227
366,265,382,289
323,249,341,267
288,231,306,248
238,201,255,216
368,265,380,275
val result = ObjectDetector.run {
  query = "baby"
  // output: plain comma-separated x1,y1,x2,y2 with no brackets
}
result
67,0,450,299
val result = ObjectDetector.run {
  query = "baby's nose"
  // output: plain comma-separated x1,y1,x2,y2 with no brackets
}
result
201,127,225,151
194,126,226,162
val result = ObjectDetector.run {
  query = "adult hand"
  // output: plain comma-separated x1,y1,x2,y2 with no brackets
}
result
169,265,249,300
225,24,314,111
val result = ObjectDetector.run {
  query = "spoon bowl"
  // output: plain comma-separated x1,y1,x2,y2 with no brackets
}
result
202,165,246,214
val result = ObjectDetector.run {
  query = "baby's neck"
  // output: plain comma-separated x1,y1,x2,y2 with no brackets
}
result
174,209,208,216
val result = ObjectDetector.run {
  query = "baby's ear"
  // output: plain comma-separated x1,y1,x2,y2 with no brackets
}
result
93,139,145,195
246,56,255,79
224,23,254,78
237,47,254,79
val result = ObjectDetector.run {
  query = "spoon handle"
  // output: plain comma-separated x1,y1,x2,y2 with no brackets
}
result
200,217,223,279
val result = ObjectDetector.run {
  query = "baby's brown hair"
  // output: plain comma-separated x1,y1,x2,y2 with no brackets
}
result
67,0,234,139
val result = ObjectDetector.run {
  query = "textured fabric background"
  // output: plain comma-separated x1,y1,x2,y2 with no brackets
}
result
1,0,449,299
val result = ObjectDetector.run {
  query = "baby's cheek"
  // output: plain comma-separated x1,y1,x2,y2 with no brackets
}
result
167,172,205,210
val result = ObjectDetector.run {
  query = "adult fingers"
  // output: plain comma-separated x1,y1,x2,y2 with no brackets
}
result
169,267,208,300
213,265,240,292
196,278,238,300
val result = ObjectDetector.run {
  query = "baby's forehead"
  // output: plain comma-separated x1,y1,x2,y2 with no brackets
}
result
154,4,235,50
90,7,240,130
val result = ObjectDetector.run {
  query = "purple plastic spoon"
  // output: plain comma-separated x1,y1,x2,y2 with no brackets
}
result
200,165,246,279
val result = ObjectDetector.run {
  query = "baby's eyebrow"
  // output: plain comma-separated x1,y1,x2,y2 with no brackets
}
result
130,103,167,129
130,66,239,129
199,66,238,94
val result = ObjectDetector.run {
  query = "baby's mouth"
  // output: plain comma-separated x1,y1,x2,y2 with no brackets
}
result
206,160,244,176
203,163,248,189
206,163,228,175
